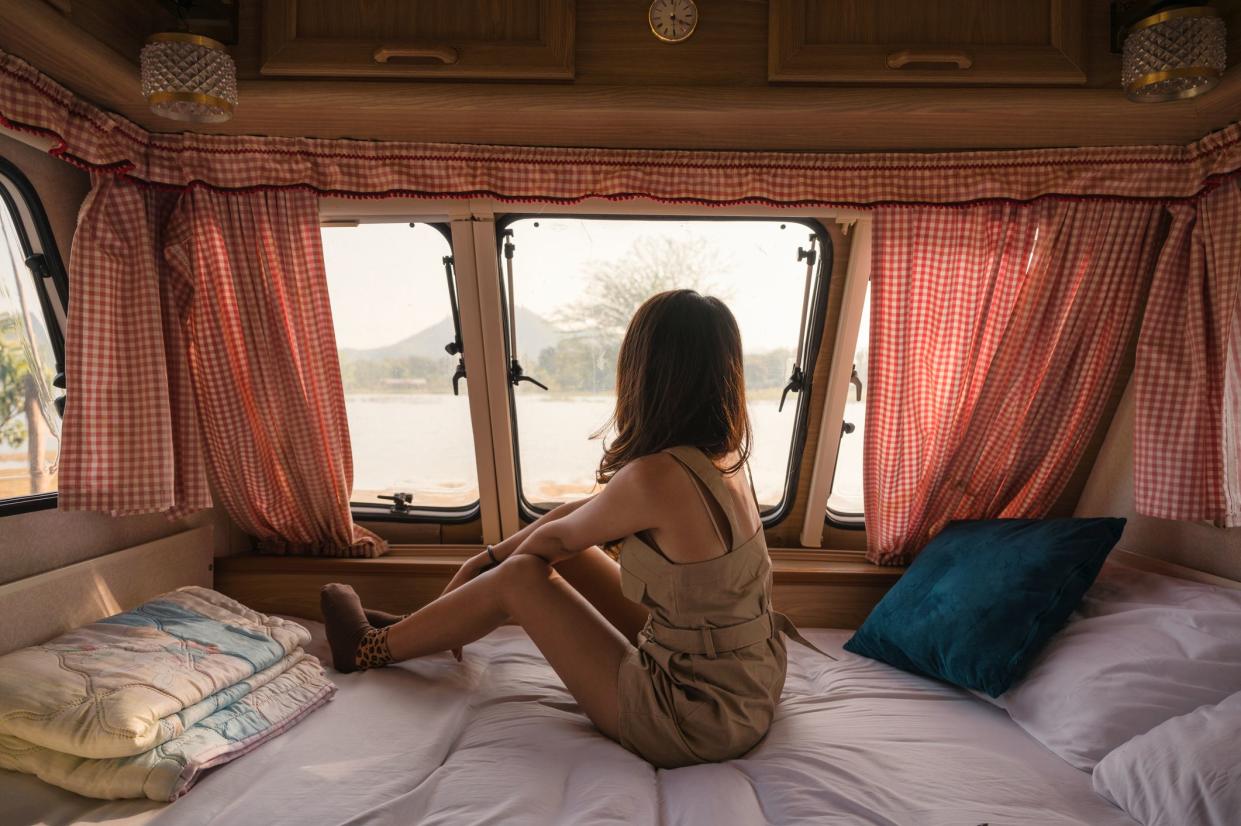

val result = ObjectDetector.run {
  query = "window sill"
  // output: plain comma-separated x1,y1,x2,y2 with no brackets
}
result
215,545,904,584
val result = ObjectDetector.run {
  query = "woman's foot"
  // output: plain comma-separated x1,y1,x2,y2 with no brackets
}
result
320,583,394,673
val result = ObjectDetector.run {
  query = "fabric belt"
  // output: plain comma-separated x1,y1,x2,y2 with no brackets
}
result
641,611,836,660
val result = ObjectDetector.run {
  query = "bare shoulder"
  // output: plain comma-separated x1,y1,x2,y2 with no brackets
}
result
608,453,683,499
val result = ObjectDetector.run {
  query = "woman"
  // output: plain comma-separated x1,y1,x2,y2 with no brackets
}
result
321,289,825,768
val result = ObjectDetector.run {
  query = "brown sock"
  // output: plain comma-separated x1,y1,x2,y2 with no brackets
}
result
320,583,393,673
364,608,407,629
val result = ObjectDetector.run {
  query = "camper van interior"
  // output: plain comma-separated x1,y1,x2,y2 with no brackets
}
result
0,1,1239,824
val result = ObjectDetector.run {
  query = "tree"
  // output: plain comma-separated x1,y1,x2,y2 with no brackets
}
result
0,324,29,448
560,236,725,337
536,337,615,393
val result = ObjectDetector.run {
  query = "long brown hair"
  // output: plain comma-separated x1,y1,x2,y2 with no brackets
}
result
596,289,752,484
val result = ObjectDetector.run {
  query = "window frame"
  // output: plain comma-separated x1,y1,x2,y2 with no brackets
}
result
824,274,868,530
0,156,69,518
327,220,483,525
493,212,833,529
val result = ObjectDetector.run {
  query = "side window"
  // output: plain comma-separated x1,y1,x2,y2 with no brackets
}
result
497,216,830,523
321,222,479,516
0,160,65,508
826,282,869,523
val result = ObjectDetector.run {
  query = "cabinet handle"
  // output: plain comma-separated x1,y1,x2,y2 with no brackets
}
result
886,49,973,70
373,44,459,65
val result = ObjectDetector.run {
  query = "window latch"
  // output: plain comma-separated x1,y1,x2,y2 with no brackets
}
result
52,372,66,417
849,364,862,402
779,235,819,412
509,358,549,390
378,491,414,514
778,365,804,413
438,250,468,396
502,229,548,392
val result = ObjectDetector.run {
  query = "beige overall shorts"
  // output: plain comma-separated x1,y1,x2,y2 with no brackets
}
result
615,446,829,768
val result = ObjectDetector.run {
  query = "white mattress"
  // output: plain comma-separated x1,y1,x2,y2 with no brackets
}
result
1,625,1135,826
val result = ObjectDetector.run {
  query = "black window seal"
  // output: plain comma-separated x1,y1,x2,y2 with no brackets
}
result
334,220,482,525
0,156,69,518
493,213,833,530
825,505,867,531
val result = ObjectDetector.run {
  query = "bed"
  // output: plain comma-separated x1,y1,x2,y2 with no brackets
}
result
0,622,1136,826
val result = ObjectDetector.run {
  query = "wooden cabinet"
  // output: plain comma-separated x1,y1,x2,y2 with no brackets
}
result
769,0,1085,85
261,0,575,80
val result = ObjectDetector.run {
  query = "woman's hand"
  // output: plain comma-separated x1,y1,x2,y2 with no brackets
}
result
441,551,490,599
440,552,492,661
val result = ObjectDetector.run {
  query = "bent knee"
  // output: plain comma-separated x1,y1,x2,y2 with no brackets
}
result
498,553,553,586
495,555,555,613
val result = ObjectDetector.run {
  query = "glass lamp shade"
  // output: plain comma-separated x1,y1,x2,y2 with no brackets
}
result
140,32,238,123
1122,6,1226,102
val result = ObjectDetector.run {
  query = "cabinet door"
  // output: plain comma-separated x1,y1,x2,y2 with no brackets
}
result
769,0,1085,85
262,0,574,80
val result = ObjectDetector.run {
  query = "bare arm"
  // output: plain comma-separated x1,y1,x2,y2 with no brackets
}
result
511,462,660,565
490,496,594,562
439,497,593,604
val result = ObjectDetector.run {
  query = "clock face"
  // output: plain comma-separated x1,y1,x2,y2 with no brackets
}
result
649,0,698,43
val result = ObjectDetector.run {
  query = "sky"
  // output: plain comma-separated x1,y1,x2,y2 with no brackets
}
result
321,218,844,355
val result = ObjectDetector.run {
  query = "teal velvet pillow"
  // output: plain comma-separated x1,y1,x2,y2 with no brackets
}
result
843,517,1125,698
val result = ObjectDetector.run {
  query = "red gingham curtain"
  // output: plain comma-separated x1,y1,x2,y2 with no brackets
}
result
865,201,1166,564
1135,177,1241,527
162,187,385,556
59,175,209,515
7,44,1238,540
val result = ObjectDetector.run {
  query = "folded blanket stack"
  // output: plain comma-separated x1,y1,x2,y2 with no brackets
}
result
0,586,335,801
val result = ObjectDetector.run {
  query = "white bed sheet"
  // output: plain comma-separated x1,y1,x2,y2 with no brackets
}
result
1,626,1135,826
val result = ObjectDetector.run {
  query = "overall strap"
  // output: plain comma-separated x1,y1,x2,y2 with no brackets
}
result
664,446,747,552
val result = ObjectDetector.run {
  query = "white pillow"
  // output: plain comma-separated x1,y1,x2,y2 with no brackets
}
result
1093,691,1241,826
992,564,1241,770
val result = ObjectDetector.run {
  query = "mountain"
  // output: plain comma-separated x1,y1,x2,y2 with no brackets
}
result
339,307,566,364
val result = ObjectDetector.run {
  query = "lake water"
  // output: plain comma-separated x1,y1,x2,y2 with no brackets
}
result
1,393,865,516
344,392,866,513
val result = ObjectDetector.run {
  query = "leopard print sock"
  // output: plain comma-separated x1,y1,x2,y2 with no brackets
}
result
355,626,393,670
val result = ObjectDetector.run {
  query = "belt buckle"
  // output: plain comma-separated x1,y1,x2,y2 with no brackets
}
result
636,615,654,651
699,626,717,659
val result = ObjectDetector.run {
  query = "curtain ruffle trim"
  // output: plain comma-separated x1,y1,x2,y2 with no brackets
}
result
1,50,1240,208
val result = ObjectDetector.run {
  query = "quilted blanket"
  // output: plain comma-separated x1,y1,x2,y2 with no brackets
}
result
0,587,311,759
0,653,333,800
0,587,336,800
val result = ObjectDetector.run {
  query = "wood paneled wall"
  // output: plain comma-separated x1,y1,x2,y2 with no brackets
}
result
2,0,1237,150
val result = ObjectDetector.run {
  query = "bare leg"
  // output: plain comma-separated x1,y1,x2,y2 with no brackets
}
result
552,546,649,644
358,555,632,739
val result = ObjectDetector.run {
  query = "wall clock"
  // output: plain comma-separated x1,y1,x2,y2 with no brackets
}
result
648,0,698,44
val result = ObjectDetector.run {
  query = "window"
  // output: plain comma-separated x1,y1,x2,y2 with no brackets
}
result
827,281,869,524
497,216,830,523
321,222,479,516
0,159,66,512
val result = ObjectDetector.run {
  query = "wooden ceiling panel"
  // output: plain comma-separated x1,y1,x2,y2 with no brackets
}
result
0,0,1235,151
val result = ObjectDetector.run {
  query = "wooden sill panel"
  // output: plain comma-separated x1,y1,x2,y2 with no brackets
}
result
214,546,902,630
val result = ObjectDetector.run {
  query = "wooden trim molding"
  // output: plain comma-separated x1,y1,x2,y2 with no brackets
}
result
214,545,904,630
